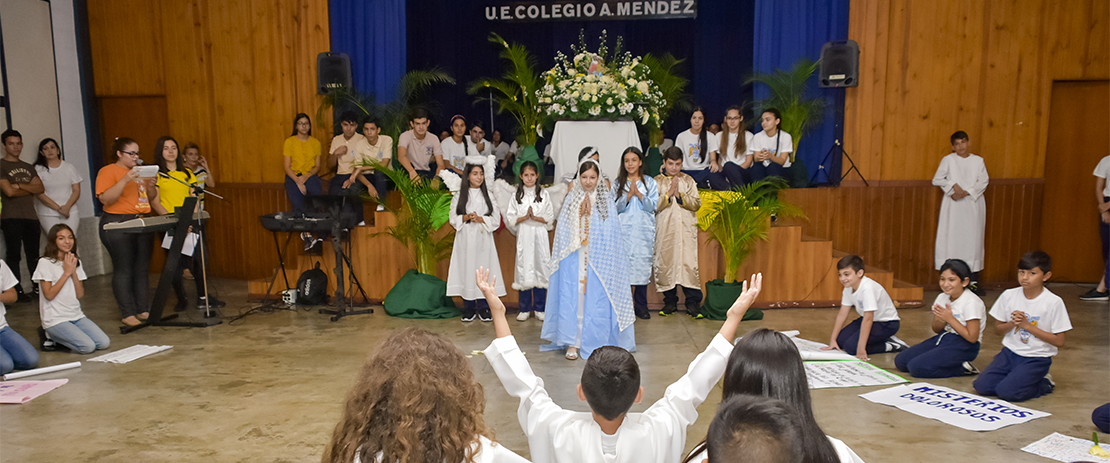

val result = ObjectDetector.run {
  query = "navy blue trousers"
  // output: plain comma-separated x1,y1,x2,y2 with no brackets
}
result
663,285,703,309
837,318,900,355
284,174,323,213
1100,196,1109,284
895,332,980,378
1093,403,1110,433
632,285,649,316
747,162,787,183
518,288,547,313
328,174,366,224
973,347,1054,402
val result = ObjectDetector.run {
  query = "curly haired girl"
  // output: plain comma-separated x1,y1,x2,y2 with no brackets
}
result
322,327,528,463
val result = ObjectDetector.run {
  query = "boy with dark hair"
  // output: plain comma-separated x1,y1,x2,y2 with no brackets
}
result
328,110,367,224
478,267,762,463
822,255,906,360
933,130,989,295
705,395,802,463
973,251,1071,402
353,116,393,211
654,146,704,317
397,108,442,180
1,129,45,302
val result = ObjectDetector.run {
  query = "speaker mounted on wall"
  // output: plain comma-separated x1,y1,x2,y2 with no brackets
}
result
317,52,352,95
818,40,860,88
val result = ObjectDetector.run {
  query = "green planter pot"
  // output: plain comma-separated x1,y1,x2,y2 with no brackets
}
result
700,279,764,321
512,145,542,178
383,269,460,319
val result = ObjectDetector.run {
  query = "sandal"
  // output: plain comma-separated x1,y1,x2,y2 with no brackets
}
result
121,316,142,327
137,312,150,321
565,349,579,360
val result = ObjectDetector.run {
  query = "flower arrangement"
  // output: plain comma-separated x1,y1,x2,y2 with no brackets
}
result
536,30,666,129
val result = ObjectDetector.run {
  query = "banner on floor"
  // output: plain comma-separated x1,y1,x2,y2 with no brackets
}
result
804,361,908,389
484,0,697,22
859,383,1051,431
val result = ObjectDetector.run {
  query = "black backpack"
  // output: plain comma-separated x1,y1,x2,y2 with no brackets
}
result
296,263,329,305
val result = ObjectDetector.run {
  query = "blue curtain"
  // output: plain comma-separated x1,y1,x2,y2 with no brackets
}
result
329,0,406,103
753,0,849,184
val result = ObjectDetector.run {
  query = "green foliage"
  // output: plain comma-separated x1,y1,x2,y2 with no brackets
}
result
468,33,542,147
317,68,455,156
696,179,802,283
641,53,693,145
745,58,826,160
364,161,455,275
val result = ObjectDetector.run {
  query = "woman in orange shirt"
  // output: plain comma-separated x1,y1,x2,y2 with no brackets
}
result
95,137,163,326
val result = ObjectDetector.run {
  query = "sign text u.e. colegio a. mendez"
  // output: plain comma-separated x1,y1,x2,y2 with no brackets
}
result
486,1,697,22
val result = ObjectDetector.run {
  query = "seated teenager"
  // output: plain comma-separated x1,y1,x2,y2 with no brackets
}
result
480,266,762,463
674,108,719,189
397,108,443,180
744,108,792,183
328,110,368,225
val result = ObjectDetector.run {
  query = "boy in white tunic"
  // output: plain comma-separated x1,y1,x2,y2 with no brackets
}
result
479,267,763,463
933,131,989,289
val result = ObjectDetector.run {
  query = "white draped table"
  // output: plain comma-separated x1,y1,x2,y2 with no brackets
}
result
549,120,641,182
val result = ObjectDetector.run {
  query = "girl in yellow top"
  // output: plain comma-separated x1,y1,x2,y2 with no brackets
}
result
283,113,323,213
154,136,223,311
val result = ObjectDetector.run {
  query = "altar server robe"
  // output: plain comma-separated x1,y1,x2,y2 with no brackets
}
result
446,188,506,299
485,333,733,463
653,173,701,292
933,153,989,271
506,188,555,290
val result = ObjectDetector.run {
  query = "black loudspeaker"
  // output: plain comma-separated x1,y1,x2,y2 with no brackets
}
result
818,40,860,88
317,52,352,94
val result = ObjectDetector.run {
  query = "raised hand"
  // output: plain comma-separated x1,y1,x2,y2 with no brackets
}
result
476,266,497,297
727,273,763,320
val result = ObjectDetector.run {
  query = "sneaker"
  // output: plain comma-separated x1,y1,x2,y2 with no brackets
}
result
635,310,651,320
198,297,226,309
1044,373,1055,388
686,305,704,319
535,311,545,321
962,361,980,375
478,308,493,322
1079,288,1109,301
659,304,677,316
376,204,385,212
37,327,56,352
516,311,531,321
301,232,314,251
886,336,910,353
461,309,477,322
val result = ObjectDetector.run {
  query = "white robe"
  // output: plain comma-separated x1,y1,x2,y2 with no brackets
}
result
933,153,989,271
484,334,733,463
446,188,506,299
506,188,554,290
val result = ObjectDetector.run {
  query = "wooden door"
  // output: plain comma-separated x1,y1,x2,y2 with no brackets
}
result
1040,81,1110,282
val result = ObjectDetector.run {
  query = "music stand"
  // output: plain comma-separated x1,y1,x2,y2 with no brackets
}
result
305,194,372,321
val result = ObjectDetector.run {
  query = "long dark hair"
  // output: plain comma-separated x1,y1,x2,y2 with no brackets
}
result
154,136,190,176
692,107,708,162
456,163,494,216
515,161,543,205
721,105,747,160
451,115,470,160
42,224,81,268
684,329,839,463
615,146,644,198
34,138,62,171
764,108,783,157
111,137,136,161
291,113,312,136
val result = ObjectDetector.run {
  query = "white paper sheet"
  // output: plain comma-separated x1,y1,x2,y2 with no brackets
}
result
804,361,908,389
87,345,173,364
161,232,198,256
1021,432,1110,462
859,382,1050,431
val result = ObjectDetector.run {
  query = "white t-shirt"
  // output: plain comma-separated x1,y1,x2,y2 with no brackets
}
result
0,261,17,329
491,141,515,161
749,130,794,168
441,137,485,172
841,276,900,322
720,131,755,165
32,257,88,329
34,161,82,218
470,137,492,157
933,291,986,342
989,287,1071,357
674,129,720,171
1095,155,1110,197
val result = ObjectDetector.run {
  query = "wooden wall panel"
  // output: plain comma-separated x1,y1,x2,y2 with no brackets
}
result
86,0,165,96
779,181,1042,287
96,96,170,166
201,183,293,280
846,0,1110,181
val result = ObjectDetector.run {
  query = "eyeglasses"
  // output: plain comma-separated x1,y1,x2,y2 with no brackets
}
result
120,150,140,157
725,116,741,120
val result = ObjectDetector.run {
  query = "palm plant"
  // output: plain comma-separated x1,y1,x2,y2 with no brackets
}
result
745,58,826,161
697,179,802,283
641,53,693,146
368,162,454,275
468,33,542,148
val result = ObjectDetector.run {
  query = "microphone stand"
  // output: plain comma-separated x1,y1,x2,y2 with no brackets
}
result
158,172,226,320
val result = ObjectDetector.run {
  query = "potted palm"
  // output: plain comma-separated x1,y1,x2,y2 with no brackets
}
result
746,58,826,187
468,33,543,177
696,179,802,320
641,52,693,175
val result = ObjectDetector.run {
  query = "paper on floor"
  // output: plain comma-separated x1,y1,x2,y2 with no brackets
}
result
860,382,1050,431
805,361,908,389
0,379,68,404
87,345,173,364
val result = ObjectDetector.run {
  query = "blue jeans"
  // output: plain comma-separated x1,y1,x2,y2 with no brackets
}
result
0,326,39,374
973,347,1054,402
284,174,323,213
895,332,980,378
837,318,900,355
45,317,110,354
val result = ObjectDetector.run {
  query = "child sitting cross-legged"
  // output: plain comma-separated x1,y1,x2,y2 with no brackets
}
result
478,266,762,463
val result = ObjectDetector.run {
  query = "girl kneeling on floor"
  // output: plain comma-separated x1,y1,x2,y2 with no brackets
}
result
34,224,110,354
895,258,984,378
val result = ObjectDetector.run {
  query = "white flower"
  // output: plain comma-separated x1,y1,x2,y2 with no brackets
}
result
607,106,615,113
543,97,552,104
589,106,601,116
606,97,613,105
642,111,650,124
591,95,598,102
637,81,650,94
